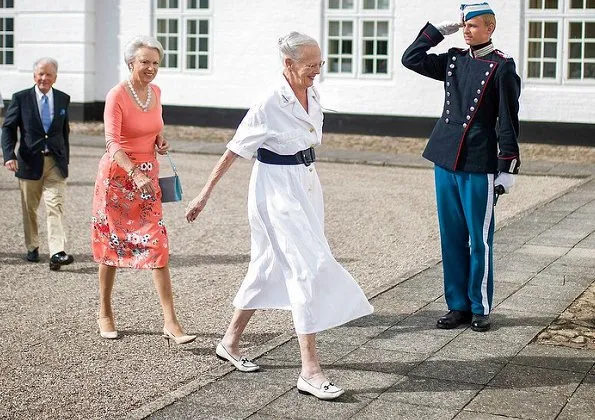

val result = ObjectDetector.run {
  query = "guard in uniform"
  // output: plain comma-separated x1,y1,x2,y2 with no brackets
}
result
402,2,521,331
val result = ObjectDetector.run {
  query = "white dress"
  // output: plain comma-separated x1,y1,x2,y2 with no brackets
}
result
226,76,373,334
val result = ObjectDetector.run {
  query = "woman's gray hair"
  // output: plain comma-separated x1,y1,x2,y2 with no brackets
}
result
278,31,318,62
33,57,58,72
123,35,164,68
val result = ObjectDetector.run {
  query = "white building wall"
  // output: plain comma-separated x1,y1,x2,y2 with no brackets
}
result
1,0,95,102
1,0,593,125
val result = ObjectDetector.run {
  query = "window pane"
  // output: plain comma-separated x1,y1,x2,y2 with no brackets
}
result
568,62,581,78
342,21,353,36
198,55,208,69
543,61,556,77
158,0,167,8
5,16,12,31
328,0,340,8
199,0,209,8
528,41,542,57
343,0,354,8
170,54,178,67
529,22,542,38
0,37,3,48
585,42,595,58
199,20,208,34
329,21,339,36
329,39,339,54
377,21,388,36
157,19,166,33
570,0,583,7
378,0,390,9
5,34,12,48
6,50,12,64
587,0,595,8
544,22,557,38
363,21,374,37
187,0,197,7
341,58,352,72
528,61,541,77
329,57,339,72
188,20,196,34
363,58,374,73
544,0,558,8
529,0,541,7
377,59,388,73
188,37,196,51
569,42,582,58
364,40,374,54
377,40,388,55
584,63,595,78
586,22,595,38
569,22,582,39
363,0,375,8
187,55,196,69
169,36,178,50
0,19,3,31
198,38,208,52
544,42,557,57
7,0,14,7
342,39,352,54
170,19,178,33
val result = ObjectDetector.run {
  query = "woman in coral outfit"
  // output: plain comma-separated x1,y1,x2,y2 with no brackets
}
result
91,36,195,345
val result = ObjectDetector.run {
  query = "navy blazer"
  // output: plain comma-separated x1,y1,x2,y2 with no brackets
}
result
402,23,521,174
1,86,71,180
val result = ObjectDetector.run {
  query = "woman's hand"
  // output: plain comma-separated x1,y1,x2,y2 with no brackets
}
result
132,170,155,196
185,192,209,223
156,135,170,155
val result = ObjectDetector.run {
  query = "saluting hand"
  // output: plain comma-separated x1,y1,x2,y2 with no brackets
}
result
4,159,18,172
435,21,463,36
185,192,209,223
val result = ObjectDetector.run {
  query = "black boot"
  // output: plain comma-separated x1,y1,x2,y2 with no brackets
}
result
436,310,472,329
471,314,491,332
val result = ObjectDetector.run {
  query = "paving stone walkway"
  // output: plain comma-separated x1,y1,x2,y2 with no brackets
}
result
85,136,595,420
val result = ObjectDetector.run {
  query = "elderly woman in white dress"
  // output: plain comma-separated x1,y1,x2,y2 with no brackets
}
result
185,31,373,400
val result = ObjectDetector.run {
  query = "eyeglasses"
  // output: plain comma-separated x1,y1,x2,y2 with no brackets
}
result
299,60,326,70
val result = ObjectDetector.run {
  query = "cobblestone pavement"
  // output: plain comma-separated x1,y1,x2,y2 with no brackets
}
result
0,130,594,419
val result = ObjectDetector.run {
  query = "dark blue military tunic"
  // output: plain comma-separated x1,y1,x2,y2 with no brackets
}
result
402,22,521,174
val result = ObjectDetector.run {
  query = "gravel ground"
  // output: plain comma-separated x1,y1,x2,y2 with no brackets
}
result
0,121,592,419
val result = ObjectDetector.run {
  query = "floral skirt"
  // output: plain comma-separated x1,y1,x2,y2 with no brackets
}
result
91,153,168,269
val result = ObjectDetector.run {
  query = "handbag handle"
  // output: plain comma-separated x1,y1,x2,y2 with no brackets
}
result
164,152,178,176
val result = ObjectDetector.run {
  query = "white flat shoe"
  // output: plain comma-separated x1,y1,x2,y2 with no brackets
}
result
297,375,345,400
162,327,197,346
97,318,118,340
215,342,259,372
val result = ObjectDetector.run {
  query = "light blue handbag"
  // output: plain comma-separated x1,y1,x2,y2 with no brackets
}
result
159,152,183,203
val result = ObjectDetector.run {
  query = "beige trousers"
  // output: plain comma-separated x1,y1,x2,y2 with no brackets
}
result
19,155,67,256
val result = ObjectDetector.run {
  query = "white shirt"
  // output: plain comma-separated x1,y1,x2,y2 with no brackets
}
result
226,75,323,159
35,85,54,120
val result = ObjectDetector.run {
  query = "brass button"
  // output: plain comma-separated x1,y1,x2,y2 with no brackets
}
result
309,128,315,133
45,135,48,139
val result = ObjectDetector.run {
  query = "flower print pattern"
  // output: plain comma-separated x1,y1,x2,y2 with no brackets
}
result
91,154,168,269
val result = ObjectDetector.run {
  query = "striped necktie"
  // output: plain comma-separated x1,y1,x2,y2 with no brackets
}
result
41,94,52,133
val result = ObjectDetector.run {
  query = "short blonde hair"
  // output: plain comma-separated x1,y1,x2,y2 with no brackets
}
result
482,14,496,33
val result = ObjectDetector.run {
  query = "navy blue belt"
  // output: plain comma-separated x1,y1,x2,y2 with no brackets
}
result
256,147,316,167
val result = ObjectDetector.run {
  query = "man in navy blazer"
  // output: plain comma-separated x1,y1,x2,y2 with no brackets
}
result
1,57,74,270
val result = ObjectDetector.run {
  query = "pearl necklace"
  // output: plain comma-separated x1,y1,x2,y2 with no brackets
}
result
126,79,151,112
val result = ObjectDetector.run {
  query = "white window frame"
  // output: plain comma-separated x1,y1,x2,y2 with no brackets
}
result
0,0,14,67
153,0,212,74
324,0,393,79
525,0,595,85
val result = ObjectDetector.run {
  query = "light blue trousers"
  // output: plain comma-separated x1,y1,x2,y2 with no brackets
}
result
434,165,495,315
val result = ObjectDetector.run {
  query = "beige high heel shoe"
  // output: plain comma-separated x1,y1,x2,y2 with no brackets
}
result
97,316,118,340
162,327,197,346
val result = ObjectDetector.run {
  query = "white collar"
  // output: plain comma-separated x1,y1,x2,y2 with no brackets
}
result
35,86,54,102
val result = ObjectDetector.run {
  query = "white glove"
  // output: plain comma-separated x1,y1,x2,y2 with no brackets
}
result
434,21,463,36
494,172,515,194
